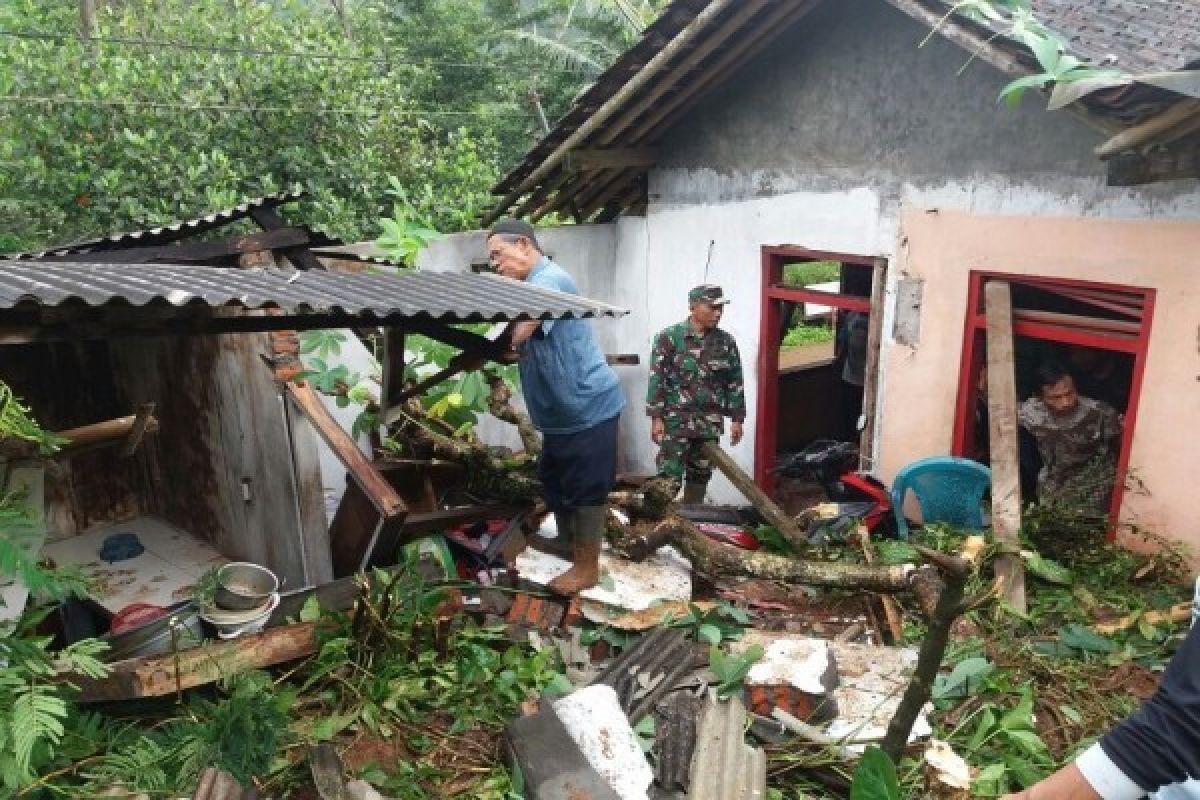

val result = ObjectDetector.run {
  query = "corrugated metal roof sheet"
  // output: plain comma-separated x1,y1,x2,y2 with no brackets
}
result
487,0,1200,223
689,693,767,800
6,189,310,259
0,262,626,323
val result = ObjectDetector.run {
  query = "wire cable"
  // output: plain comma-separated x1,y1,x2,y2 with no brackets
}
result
0,27,596,73
0,94,532,117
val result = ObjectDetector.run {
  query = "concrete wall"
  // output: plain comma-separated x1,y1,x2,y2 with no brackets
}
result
881,210,1200,555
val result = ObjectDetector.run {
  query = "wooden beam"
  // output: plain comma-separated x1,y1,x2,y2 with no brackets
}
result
72,622,319,703
858,258,887,467
701,441,807,548
983,281,1026,615
118,403,157,457
565,147,659,172
55,411,160,454
1107,143,1200,186
286,382,406,518
39,227,315,264
249,207,326,272
1011,309,1142,334
381,327,407,410
624,0,821,144
481,0,746,225
1095,100,1200,159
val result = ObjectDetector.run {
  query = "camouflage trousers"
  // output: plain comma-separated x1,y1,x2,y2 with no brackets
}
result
656,435,714,494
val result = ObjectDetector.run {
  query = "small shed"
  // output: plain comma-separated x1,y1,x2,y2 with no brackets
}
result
0,193,623,624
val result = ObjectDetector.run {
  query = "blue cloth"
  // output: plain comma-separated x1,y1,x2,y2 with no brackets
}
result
539,414,620,512
518,257,624,434
99,532,144,563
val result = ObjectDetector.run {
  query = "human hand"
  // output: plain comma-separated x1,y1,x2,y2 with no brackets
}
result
730,421,744,447
651,417,665,444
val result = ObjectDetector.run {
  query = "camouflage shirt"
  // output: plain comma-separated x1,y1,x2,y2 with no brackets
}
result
646,321,745,439
1018,395,1122,507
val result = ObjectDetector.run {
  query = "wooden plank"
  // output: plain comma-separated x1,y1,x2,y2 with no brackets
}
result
73,622,319,703
55,411,160,453
381,327,407,410
701,441,807,546
1012,309,1142,334
286,382,406,518
249,207,326,272
284,392,334,585
565,147,659,172
119,402,157,457
858,257,887,467
983,281,1026,614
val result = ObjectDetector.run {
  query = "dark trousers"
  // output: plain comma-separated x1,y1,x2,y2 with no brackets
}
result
538,414,620,512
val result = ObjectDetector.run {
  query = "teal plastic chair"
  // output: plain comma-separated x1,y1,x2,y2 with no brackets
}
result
890,457,991,539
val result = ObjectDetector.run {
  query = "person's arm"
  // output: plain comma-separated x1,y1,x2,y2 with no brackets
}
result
507,320,542,347
646,332,671,443
999,763,1103,800
725,337,746,446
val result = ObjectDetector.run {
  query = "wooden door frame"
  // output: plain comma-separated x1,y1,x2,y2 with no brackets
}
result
951,271,1156,539
754,246,887,490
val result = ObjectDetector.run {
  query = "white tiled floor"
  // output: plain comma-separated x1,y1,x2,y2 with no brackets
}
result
41,516,228,615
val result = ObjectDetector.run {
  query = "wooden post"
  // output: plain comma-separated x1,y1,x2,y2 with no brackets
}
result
983,281,1026,614
79,0,97,42
701,441,806,548
859,257,887,468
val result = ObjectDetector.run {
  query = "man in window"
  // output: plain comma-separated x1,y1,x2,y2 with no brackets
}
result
1018,361,1122,519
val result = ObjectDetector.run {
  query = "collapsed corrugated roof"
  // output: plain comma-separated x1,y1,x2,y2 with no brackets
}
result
486,0,1200,223
6,189,312,259
0,262,626,341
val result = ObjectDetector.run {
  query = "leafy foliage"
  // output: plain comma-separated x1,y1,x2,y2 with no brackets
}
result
665,601,750,645
849,746,901,800
708,643,764,699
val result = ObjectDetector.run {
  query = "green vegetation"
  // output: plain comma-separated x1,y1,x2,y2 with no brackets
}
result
0,0,669,253
781,260,841,287
779,261,840,349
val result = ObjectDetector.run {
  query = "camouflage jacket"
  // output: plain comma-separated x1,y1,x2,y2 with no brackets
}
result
1018,395,1122,506
646,321,745,439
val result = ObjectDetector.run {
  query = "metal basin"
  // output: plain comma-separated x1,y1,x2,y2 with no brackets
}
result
214,562,279,611
101,601,204,662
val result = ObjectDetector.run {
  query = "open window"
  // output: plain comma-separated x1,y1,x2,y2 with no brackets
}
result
952,273,1155,537
755,246,886,496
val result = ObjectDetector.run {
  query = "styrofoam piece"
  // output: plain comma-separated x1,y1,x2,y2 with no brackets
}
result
553,684,654,800
732,632,832,694
515,545,691,612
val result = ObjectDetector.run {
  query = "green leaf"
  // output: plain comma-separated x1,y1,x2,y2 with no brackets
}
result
972,763,1009,796
999,73,1052,107
1021,551,1073,585
932,656,995,701
849,746,900,800
1026,32,1062,74
696,623,723,645
299,594,322,623
1059,624,1118,654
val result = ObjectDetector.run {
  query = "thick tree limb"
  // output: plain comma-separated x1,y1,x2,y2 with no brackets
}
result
702,441,807,549
881,551,971,761
612,516,932,594
484,371,541,456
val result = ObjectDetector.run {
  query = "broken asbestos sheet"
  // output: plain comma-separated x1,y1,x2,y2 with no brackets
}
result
730,632,932,747
515,544,692,616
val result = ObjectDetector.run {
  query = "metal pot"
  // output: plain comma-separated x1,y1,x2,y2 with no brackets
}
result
101,602,204,662
214,562,279,611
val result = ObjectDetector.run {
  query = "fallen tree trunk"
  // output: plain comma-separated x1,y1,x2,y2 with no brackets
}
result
613,515,935,595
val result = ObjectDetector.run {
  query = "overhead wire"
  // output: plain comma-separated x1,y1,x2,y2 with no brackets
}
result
0,27,597,73
0,94,530,116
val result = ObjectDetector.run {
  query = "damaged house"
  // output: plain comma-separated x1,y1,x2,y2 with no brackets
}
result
420,0,1200,556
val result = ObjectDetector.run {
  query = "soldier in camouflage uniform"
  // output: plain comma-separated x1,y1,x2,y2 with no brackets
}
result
646,285,746,504
1018,361,1122,517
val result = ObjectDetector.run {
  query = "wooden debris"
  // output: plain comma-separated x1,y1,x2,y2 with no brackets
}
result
1094,602,1192,635
984,281,1027,614
701,441,807,549
70,622,319,703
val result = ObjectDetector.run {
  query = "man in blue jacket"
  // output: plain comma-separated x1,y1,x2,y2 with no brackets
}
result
486,218,625,595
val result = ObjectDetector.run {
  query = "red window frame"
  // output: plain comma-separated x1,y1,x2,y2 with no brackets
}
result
755,246,877,490
951,271,1156,539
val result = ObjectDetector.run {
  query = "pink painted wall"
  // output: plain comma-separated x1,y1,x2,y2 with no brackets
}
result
878,209,1200,557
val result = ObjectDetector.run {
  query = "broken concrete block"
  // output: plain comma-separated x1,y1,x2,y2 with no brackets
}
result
730,632,838,722
554,685,655,800
825,641,932,746
505,703,622,800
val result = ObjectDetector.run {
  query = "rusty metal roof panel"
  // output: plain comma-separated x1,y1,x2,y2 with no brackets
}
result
7,189,310,259
0,262,627,322
688,693,767,800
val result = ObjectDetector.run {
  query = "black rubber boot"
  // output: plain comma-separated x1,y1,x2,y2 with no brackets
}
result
527,510,575,558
